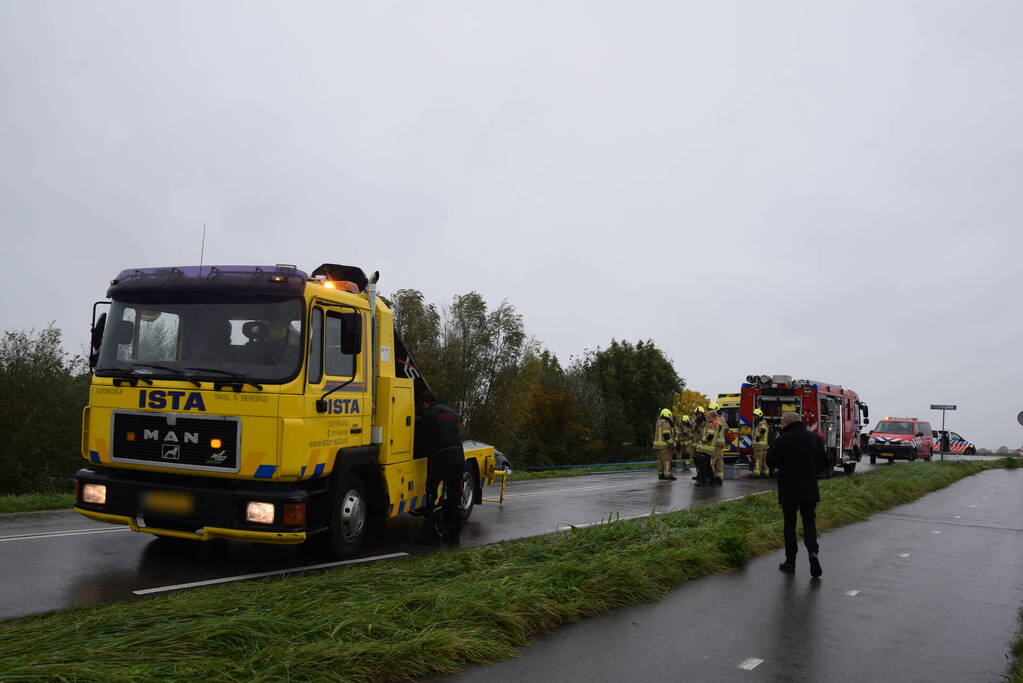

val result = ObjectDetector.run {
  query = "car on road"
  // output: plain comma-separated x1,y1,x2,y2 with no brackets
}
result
866,417,934,464
931,430,976,455
494,450,512,474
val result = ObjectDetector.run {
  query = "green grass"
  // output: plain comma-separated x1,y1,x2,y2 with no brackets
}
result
0,491,75,513
0,459,1018,682
1011,605,1023,683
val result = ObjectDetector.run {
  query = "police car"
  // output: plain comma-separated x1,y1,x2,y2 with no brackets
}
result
932,430,976,455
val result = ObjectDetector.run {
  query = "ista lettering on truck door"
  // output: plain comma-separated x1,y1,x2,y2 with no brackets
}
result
326,398,361,415
138,389,207,412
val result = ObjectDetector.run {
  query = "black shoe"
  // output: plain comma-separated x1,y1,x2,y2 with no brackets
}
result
668,475,677,481
658,475,666,480
779,559,796,573
760,474,768,479
809,553,822,578
714,477,723,486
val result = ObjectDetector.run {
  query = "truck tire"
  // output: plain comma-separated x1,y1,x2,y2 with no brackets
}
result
460,463,477,521
327,472,368,558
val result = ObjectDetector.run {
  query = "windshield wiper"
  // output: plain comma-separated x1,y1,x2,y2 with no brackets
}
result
100,368,154,387
127,363,201,387
186,367,263,391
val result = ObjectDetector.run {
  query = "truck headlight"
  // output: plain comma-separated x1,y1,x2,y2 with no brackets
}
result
82,484,106,505
246,501,275,524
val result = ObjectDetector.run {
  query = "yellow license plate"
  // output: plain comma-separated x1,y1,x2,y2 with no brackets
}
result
142,491,195,516
882,452,894,458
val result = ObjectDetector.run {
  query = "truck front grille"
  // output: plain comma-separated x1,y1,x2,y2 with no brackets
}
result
111,411,240,472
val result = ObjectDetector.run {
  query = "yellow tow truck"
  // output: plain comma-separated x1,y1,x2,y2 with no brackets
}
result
74,263,497,557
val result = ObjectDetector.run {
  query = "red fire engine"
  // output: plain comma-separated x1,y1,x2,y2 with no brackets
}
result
738,375,870,476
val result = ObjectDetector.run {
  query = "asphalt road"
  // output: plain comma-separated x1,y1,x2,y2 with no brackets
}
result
447,466,1023,683
0,463,822,620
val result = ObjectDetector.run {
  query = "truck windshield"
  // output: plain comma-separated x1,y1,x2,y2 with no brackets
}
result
875,421,914,435
95,296,304,383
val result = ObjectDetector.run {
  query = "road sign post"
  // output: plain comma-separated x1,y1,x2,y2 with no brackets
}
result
930,405,957,461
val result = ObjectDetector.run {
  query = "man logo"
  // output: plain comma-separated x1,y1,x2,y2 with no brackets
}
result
162,444,181,461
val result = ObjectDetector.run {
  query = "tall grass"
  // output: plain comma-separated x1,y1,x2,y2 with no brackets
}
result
0,459,1016,682
0,491,75,514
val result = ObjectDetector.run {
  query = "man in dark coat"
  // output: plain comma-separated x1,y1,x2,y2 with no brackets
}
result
416,398,466,544
766,411,828,577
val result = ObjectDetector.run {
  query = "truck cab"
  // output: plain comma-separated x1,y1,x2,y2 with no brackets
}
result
74,264,496,557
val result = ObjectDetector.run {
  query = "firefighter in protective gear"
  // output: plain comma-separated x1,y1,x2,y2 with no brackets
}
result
693,409,719,485
692,405,707,436
751,408,770,478
708,410,727,483
652,408,677,480
676,415,694,471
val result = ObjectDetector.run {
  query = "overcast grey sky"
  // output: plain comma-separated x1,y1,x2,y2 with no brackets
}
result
1,1,1020,448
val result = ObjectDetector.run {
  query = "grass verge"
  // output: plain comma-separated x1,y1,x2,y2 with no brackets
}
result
0,491,75,514
1011,606,1023,683
0,459,1018,682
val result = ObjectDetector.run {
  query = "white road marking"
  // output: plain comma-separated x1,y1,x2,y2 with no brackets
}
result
954,515,962,519
932,530,941,534
969,504,977,508
898,553,910,558
551,490,775,531
557,511,652,530
0,526,130,543
845,590,860,597
133,552,409,595
738,658,764,671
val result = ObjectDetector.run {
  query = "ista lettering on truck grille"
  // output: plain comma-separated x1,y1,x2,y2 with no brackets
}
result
74,264,498,557
738,374,870,477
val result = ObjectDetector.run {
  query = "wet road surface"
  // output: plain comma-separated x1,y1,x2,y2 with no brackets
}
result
447,467,1023,683
1,465,820,620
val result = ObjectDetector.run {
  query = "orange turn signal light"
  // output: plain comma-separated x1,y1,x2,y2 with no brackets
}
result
210,438,222,449
126,432,136,442
283,503,306,526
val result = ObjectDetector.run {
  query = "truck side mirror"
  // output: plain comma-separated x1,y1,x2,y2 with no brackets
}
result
91,313,107,350
339,312,362,356
89,313,107,369
114,320,134,345
863,418,870,425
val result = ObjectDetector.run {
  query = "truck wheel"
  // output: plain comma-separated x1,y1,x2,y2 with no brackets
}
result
328,473,368,558
908,452,917,462
843,462,856,475
460,463,477,521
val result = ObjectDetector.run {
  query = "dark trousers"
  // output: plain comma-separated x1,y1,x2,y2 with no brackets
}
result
782,502,819,558
425,461,463,538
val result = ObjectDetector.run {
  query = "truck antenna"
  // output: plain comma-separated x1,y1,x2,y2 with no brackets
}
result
199,224,206,272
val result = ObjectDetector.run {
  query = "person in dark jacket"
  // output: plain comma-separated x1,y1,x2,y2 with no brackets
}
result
416,398,466,544
766,412,828,577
